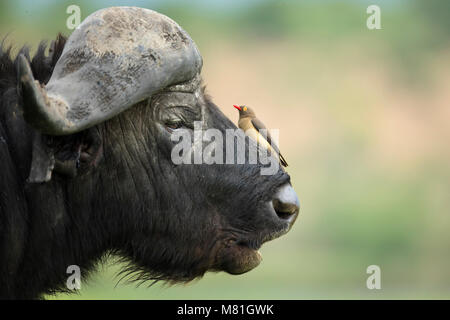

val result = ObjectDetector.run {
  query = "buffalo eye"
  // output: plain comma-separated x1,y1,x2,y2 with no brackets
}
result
164,121,183,132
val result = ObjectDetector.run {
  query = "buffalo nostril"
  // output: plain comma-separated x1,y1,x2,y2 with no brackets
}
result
272,184,300,221
273,199,298,220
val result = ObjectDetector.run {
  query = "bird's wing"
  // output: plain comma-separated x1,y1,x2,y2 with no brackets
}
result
251,118,281,154
251,118,288,167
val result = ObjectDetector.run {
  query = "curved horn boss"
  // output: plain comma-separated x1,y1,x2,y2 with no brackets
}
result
18,7,202,135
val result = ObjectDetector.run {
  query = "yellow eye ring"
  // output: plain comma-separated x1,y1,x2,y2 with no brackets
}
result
243,106,247,111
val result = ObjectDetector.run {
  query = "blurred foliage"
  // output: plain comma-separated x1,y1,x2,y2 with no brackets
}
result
414,0,450,36
1,0,449,299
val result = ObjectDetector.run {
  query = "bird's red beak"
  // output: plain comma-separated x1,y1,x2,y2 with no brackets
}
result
233,105,242,111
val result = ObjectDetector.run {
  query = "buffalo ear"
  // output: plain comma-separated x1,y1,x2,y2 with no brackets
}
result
27,128,103,183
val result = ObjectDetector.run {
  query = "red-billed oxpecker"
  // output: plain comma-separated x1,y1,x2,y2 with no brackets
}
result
234,105,288,167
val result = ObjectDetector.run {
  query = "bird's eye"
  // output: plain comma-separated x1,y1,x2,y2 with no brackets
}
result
243,106,247,111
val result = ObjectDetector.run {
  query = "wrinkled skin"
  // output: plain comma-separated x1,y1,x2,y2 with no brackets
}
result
0,37,296,299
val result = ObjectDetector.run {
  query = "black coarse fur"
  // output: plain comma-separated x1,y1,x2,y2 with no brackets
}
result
0,35,291,299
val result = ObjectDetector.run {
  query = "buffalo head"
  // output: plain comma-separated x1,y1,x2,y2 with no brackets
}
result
14,7,299,289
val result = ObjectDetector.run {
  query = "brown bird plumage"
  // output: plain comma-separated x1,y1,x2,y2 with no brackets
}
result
234,105,288,167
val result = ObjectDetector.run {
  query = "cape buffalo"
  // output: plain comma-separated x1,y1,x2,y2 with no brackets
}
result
0,7,299,299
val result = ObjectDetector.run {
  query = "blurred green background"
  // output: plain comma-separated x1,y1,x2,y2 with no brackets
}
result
1,0,449,299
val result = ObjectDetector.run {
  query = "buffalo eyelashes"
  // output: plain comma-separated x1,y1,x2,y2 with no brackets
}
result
165,121,183,131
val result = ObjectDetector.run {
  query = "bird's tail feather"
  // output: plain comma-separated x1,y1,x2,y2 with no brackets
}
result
279,154,288,167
